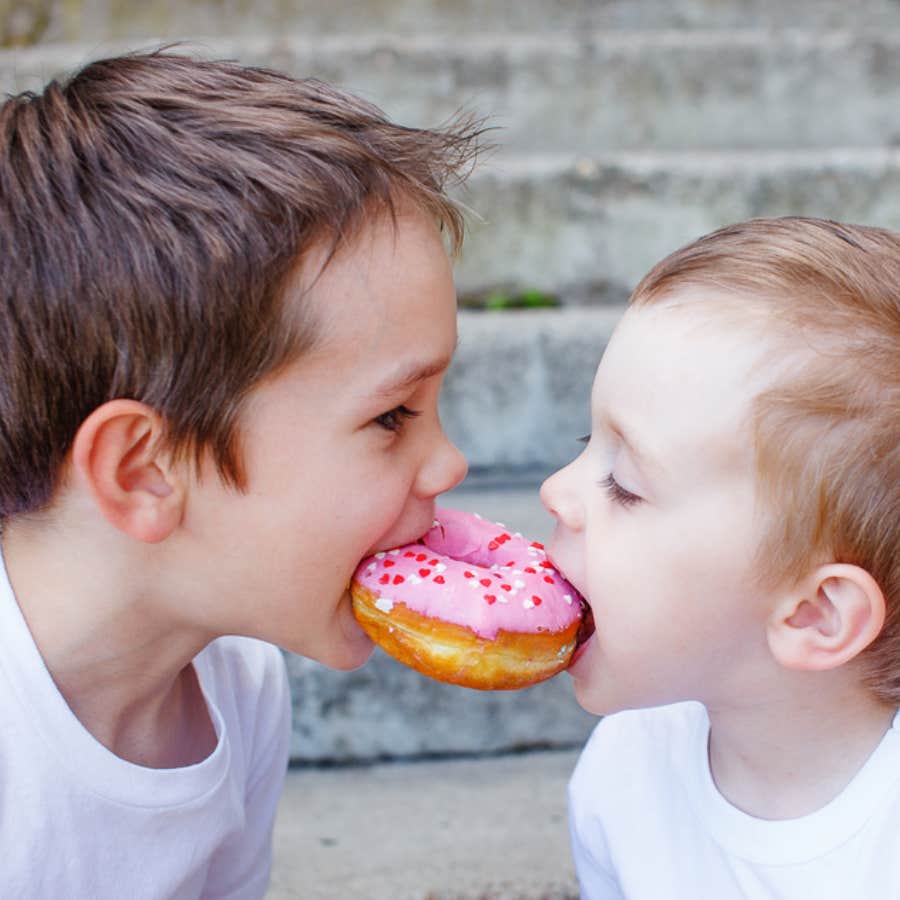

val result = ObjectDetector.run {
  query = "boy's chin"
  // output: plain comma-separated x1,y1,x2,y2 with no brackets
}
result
329,591,376,670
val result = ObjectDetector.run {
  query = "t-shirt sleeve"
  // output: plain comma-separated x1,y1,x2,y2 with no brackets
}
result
202,641,292,899
568,719,626,900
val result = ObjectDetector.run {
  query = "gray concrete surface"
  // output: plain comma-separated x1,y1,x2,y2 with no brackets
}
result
455,148,900,301
441,308,619,472
5,31,900,153
12,0,900,45
269,748,582,900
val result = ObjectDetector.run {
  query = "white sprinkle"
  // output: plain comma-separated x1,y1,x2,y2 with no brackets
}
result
564,594,573,605
388,549,400,556
467,579,479,589
375,552,386,559
409,575,422,585
435,563,447,573
366,563,377,573
375,597,394,613
474,513,482,519
514,579,525,589
523,598,535,610
389,627,395,633
514,532,523,538
527,547,540,556
498,596,509,604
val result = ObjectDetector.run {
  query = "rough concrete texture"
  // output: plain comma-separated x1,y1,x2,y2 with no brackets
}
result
286,476,597,764
14,0,900,45
270,749,581,899
454,148,900,300
440,308,620,471
4,31,900,152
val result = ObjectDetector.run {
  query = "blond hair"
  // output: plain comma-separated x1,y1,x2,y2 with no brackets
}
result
630,217,900,703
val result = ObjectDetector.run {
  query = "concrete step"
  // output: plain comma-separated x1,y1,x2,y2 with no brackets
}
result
3,32,900,152
441,308,619,473
13,0,900,46
285,474,597,765
271,749,581,899
454,147,900,301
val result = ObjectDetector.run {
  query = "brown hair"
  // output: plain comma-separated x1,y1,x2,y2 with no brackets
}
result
0,49,483,517
630,217,900,703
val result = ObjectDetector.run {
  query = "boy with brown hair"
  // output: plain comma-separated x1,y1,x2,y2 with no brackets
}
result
541,217,900,898
0,50,480,897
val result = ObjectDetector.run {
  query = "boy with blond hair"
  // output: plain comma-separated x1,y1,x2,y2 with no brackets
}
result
541,217,899,898
0,51,480,897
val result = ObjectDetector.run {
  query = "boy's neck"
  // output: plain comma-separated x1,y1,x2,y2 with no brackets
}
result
706,676,896,820
1,517,217,768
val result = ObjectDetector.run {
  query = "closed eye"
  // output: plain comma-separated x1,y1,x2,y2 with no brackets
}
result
601,473,642,508
374,405,421,433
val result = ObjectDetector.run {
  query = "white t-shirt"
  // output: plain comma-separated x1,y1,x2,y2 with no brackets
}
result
0,554,291,899
569,702,900,900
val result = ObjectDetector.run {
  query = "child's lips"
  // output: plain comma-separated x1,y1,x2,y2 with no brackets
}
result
575,601,595,649
544,547,595,656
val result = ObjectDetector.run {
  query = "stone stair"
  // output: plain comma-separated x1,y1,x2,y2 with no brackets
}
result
3,0,899,763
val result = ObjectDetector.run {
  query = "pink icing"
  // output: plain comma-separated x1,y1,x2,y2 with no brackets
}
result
352,507,583,640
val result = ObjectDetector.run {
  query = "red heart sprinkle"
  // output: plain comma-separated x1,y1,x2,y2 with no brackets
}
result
383,560,395,568
419,569,432,578
504,560,516,567
434,575,445,584
540,561,554,569
379,574,390,584
499,533,511,543
488,540,499,551
524,567,537,574
484,595,497,604
531,541,544,549
544,575,555,584
393,574,405,585
480,578,492,587
532,595,543,605
501,584,512,591
429,559,439,566
464,571,474,579
416,553,428,562
404,551,416,558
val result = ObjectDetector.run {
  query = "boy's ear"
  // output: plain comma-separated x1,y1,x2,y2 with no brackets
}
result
766,564,886,672
71,400,186,543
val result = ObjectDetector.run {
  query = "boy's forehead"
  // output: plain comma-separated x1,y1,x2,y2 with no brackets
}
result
594,303,772,470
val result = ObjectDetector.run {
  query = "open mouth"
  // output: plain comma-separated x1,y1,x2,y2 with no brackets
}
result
575,599,595,649
545,548,595,651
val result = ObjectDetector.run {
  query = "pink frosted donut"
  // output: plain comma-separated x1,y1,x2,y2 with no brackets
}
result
350,507,586,690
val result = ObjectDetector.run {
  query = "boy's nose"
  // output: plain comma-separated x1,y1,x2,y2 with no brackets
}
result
540,461,584,532
415,426,468,500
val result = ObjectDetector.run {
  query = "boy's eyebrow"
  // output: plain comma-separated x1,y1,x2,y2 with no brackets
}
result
370,349,457,400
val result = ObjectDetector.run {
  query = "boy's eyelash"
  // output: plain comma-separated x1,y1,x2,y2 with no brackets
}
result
374,405,421,433
577,434,591,444
601,473,642,508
